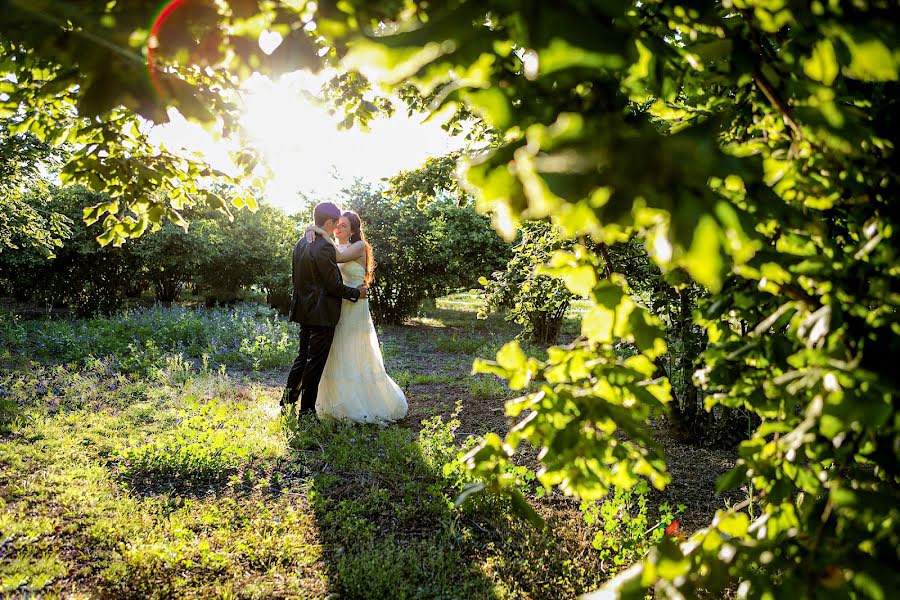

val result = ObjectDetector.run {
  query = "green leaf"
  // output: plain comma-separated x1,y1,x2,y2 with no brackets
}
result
838,28,899,81
681,214,723,292
582,305,615,343
716,512,749,538
655,537,691,580
494,341,525,370
539,258,597,297
460,88,512,129
716,464,748,493
803,39,839,85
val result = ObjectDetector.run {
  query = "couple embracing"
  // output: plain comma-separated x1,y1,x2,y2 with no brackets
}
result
280,201,408,423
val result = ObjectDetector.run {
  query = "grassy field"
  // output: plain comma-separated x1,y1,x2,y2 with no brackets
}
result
0,300,736,599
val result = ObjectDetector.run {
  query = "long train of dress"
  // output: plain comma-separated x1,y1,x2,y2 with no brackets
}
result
316,259,408,423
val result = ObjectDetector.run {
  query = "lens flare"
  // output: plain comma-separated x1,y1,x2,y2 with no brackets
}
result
146,0,190,98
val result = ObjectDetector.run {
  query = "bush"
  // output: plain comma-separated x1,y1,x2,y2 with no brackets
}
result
0,187,300,312
609,240,754,448
132,222,202,302
191,202,297,307
345,182,510,324
0,185,143,315
479,221,574,345
581,480,684,576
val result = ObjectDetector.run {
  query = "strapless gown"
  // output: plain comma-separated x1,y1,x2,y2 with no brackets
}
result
316,260,408,423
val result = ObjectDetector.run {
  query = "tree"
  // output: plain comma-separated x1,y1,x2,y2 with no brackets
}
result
325,3,900,598
0,119,70,254
1,1,282,245
425,193,513,295
132,221,202,302
0,185,143,314
190,201,296,305
344,181,509,324
602,239,754,448
479,221,574,345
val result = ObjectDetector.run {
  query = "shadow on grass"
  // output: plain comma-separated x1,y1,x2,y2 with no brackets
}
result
281,409,500,599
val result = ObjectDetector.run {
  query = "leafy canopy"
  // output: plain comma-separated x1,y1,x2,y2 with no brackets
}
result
323,2,899,598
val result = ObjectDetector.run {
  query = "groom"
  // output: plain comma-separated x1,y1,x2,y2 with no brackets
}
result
281,201,367,415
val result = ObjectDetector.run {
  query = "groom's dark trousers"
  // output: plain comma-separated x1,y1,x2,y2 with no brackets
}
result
285,325,335,412
284,233,360,413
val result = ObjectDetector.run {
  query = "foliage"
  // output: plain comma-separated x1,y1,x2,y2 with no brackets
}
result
5,1,899,596
0,2,277,242
479,221,575,345
0,119,70,254
314,2,900,596
1,188,297,310
131,221,202,302
581,480,684,576
190,202,296,306
0,303,295,375
388,152,470,207
345,181,510,324
0,185,144,315
426,194,513,294
608,239,754,448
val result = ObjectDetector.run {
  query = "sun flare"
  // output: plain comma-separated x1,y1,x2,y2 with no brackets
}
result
237,70,462,212
149,69,462,214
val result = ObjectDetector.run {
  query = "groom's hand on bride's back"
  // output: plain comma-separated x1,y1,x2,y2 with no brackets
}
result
357,285,368,299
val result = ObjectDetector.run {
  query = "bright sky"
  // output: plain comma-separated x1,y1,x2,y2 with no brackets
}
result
150,69,464,214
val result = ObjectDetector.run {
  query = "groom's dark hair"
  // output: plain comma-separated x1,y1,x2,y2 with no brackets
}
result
313,202,341,227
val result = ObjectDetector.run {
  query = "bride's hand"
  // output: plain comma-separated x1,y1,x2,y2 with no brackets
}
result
304,225,325,243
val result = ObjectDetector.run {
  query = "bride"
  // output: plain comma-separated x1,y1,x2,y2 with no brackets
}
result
305,212,408,424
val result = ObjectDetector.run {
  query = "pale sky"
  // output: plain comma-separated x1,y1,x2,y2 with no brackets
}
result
149,69,464,213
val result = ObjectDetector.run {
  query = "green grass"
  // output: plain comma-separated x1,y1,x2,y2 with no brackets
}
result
436,292,486,312
467,376,513,401
0,303,614,598
0,303,296,375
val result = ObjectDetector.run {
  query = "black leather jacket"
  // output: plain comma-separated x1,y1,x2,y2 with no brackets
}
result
288,234,360,326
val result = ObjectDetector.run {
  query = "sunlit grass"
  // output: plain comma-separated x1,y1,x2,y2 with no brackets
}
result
436,292,486,312
0,302,613,598
0,303,296,374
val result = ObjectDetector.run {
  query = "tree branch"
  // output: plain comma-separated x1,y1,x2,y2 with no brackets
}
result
752,69,804,140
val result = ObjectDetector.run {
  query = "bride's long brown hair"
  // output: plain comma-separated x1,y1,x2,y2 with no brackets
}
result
342,211,376,285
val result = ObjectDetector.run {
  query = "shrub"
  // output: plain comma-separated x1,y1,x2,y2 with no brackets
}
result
0,186,144,315
191,203,296,306
479,221,574,345
609,240,754,448
132,222,202,302
345,182,510,324
580,480,684,576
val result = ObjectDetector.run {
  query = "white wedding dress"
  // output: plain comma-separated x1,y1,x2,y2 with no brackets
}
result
316,257,408,423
